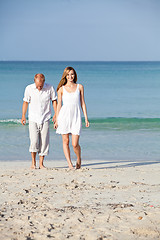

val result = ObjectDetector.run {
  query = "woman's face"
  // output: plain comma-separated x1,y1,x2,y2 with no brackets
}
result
66,70,75,82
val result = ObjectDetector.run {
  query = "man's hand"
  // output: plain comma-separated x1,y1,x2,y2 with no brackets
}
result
21,116,26,125
21,102,28,125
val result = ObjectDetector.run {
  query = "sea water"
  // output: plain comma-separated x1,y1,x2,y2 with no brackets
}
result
1,61,160,162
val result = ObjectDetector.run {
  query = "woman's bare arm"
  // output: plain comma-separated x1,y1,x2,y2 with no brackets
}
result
79,84,89,127
54,87,63,129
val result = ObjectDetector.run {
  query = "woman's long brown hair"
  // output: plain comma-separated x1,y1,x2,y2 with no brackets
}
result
57,67,77,91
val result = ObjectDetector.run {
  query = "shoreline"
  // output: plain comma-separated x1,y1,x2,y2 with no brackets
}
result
0,160,160,239
1,159,160,168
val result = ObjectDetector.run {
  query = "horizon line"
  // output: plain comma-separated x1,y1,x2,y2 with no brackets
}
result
0,60,160,62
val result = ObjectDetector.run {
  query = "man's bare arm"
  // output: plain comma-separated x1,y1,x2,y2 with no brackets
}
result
21,101,28,125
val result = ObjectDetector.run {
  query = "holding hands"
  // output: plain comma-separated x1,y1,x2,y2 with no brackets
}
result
54,121,58,129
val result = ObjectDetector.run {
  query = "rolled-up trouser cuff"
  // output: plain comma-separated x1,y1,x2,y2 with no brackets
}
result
29,120,50,156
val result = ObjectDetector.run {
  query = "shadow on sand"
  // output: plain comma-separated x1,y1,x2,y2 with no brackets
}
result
81,159,160,169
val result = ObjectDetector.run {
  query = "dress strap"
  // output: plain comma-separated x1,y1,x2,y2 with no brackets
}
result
77,84,79,91
62,85,66,93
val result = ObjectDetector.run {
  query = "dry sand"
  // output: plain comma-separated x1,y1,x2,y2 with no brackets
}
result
0,160,160,240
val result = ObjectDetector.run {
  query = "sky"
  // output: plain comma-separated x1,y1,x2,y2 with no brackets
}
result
0,0,160,61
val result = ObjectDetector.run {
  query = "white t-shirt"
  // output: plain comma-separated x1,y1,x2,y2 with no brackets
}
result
23,83,57,124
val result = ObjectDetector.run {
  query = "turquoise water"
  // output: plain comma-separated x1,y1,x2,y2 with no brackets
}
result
1,61,160,161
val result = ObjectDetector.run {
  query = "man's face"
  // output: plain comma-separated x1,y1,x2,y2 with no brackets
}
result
34,78,45,91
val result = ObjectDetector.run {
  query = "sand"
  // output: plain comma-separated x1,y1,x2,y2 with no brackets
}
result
0,160,160,240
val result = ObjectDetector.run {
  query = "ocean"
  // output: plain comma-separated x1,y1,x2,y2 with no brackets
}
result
1,61,160,162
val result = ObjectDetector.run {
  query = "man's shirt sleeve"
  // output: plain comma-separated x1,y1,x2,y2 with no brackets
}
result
50,86,57,101
23,86,31,103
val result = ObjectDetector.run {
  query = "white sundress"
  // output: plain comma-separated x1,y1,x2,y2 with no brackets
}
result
56,84,82,135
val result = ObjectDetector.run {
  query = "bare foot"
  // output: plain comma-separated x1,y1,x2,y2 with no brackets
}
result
76,159,81,169
69,166,74,170
68,163,74,169
30,165,36,169
76,163,81,169
39,165,46,169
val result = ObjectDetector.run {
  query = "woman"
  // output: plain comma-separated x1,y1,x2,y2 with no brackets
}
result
55,67,89,169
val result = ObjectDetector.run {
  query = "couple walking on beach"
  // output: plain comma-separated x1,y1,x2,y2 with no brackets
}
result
21,67,89,170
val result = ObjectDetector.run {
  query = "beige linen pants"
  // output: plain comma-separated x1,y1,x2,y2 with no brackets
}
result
29,120,50,156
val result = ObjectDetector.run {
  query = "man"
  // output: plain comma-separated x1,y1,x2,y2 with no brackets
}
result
21,73,57,169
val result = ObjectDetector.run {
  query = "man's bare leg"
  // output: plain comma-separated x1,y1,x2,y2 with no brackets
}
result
39,155,46,169
31,152,36,169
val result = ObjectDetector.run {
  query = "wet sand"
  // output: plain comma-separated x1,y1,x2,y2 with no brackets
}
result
0,160,160,240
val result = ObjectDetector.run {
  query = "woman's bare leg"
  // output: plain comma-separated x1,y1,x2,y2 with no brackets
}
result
72,135,81,169
62,134,74,169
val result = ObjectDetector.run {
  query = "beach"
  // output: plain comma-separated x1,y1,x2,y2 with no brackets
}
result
0,160,160,240
1,61,160,239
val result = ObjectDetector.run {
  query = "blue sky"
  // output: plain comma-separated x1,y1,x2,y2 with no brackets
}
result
0,0,160,61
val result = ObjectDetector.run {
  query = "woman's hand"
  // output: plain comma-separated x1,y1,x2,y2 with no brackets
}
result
54,121,58,129
85,119,90,128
